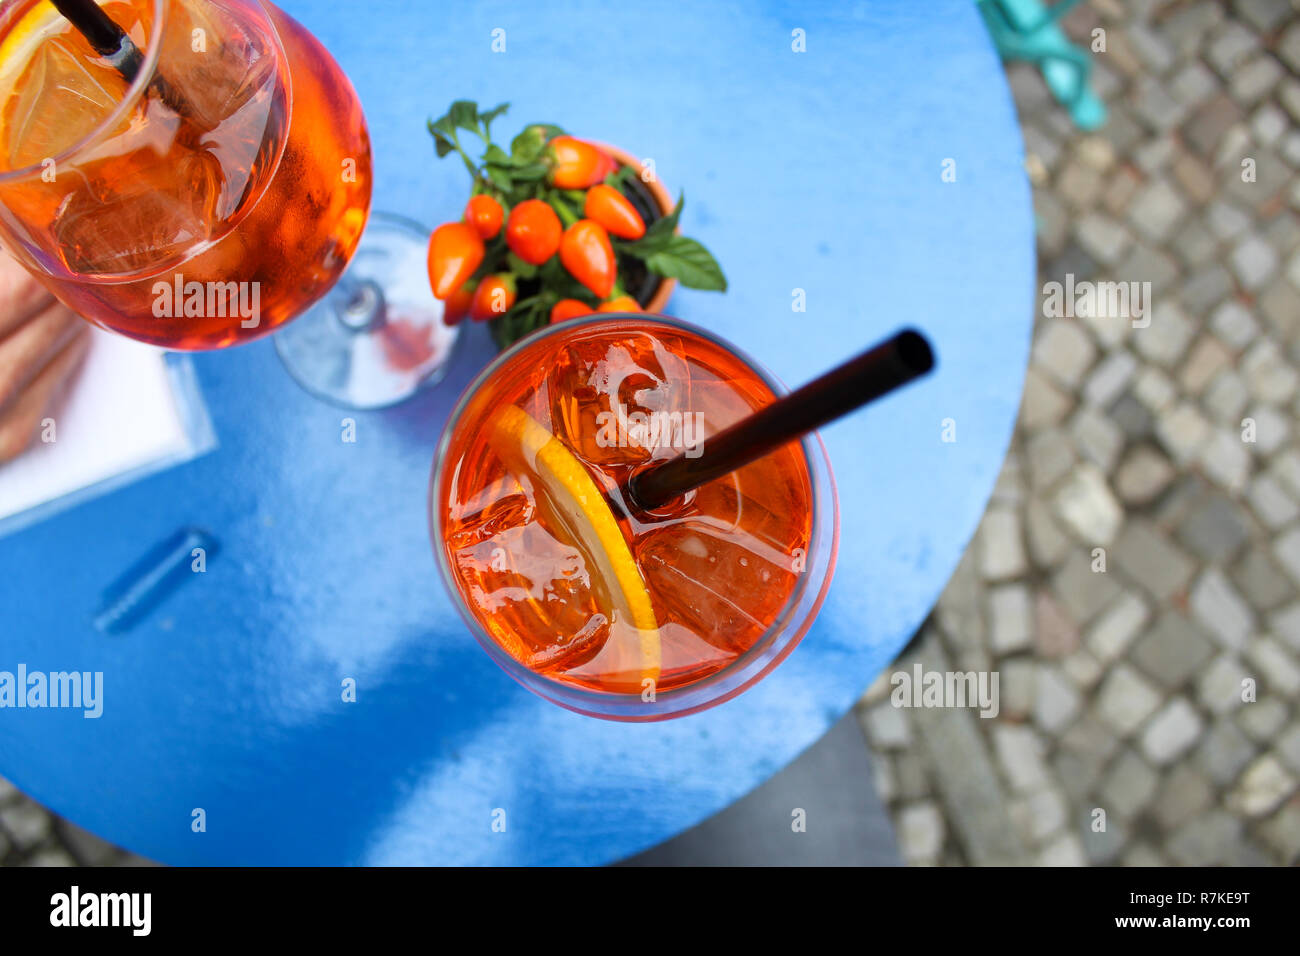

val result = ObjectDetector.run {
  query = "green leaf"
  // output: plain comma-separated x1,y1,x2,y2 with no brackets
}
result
648,192,684,236
480,102,509,135
469,237,507,283
530,123,566,142
485,164,513,191
483,143,511,166
645,236,727,292
494,294,549,348
427,115,461,158
506,252,539,278
604,164,634,189
430,131,456,158
538,256,568,287
489,315,513,350
449,100,479,133
622,192,684,256
511,163,548,181
510,127,545,163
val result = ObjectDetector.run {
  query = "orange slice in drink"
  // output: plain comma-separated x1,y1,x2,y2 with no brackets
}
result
0,8,133,172
488,404,661,687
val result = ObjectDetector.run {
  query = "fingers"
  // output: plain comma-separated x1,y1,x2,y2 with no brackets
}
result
0,253,56,339
0,298,81,415
0,249,94,463
0,324,90,463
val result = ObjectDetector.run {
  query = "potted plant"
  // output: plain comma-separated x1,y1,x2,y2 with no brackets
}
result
424,100,727,349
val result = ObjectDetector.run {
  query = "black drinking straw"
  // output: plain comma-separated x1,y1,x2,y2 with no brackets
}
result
50,0,144,82
625,329,936,512
50,0,198,121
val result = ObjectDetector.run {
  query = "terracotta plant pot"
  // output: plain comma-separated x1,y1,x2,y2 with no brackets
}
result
591,141,677,314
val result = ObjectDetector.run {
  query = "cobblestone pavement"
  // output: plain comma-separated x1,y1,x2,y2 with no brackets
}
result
5,0,1300,868
857,0,1300,866
0,774,149,865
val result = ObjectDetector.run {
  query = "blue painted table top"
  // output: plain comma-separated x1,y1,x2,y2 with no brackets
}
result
0,0,1033,864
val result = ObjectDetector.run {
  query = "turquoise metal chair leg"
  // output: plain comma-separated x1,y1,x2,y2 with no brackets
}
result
977,0,1107,131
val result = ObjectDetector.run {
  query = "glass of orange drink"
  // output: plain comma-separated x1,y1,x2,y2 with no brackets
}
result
431,314,839,720
0,0,456,408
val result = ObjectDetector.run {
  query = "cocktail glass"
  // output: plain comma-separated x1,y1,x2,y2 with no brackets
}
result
430,314,839,721
0,0,456,408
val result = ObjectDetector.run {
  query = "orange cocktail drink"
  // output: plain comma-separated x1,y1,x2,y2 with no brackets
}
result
431,314,838,720
0,0,370,349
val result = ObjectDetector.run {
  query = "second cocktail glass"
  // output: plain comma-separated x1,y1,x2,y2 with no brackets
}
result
0,0,455,408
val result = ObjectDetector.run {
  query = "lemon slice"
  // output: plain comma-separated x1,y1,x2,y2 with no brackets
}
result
488,404,661,685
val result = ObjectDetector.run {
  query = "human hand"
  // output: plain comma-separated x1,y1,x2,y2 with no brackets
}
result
0,252,89,462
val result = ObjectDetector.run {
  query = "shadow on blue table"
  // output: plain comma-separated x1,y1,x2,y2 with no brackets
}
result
620,712,900,866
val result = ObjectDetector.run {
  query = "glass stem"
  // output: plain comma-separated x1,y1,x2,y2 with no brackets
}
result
336,275,386,333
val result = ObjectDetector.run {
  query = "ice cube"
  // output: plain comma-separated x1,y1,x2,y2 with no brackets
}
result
686,449,814,552
636,520,802,655
52,143,224,275
452,520,612,674
549,329,694,468
158,0,279,135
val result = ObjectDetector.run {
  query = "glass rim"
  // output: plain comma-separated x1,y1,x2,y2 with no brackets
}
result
0,0,168,185
429,312,840,719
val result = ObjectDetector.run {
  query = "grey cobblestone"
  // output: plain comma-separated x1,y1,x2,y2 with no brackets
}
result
1128,177,1187,241
1099,748,1160,818
1228,55,1284,106
1189,567,1257,650
1035,664,1082,733
1135,301,1196,366
1209,300,1259,351
1198,717,1258,784
1259,801,1300,863
1179,335,1231,393
1083,350,1138,408
1235,0,1292,33
1075,211,1134,265
978,508,1028,582
1131,611,1216,689
1095,664,1164,736
1237,697,1289,742
1197,654,1252,715
1246,473,1299,528
1277,723,1300,775
1226,755,1296,817
1085,592,1150,665
1020,368,1074,432
1206,372,1252,427
1034,318,1098,389
989,583,1034,654
1111,519,1197,600
1052,548,1122,624
1246,637,1300,696
1176,492,1251,562
1229,546,1294,611
1115,444,1175,503
1140,696,1204,765
1168,810,1243,865
1152,765,1215,831
1244,404,1290,457
1207,20,1259,76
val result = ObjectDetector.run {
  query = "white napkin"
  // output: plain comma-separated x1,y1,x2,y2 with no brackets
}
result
0,328,214,536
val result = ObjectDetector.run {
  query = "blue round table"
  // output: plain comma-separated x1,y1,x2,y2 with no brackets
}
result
0,0,1033,864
